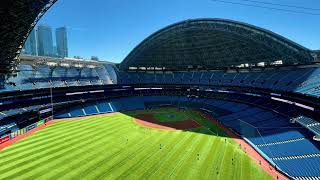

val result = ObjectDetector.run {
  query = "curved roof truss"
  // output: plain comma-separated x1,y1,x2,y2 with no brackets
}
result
120,18,314,70
0,0,57,75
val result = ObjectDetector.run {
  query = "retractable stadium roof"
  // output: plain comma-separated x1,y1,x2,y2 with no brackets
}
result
120,18,315,71
0,0,57,75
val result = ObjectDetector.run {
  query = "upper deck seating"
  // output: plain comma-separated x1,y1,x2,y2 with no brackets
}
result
118,66,320,98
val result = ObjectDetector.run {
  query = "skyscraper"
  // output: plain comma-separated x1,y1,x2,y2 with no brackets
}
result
53,45,58,57
37,25,54,57
56,27,68,58
23,29,37,55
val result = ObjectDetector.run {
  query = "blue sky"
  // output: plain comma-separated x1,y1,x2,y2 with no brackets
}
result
38,0,320,63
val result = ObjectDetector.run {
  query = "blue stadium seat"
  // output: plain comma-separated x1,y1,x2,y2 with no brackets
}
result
96,101,113,113
83,104,98,115
69,106,85,117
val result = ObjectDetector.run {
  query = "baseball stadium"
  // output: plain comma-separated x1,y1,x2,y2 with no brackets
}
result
0,1,320,180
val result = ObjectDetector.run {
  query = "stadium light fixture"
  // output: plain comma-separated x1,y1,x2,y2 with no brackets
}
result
60,63,70,67
47,62,57,66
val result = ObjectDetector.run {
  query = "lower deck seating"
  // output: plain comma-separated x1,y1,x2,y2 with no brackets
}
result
69,106,85,117
96,101,113,113
0,123,17,136
275,157,320,177
251,128,310,145
294,116,320,135
260,140,320,158
110,97,146,112
83,104,98,115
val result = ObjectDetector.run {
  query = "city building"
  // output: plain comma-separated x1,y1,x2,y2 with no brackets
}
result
55,27,68,58
22,29,37,56
22,26,69,58
91,56,99,61
37,25,54,57
53,45,58,57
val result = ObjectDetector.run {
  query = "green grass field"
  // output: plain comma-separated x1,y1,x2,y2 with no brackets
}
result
0,108,272,180
151,108,191,122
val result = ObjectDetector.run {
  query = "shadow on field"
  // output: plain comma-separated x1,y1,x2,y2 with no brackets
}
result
120,106,230,138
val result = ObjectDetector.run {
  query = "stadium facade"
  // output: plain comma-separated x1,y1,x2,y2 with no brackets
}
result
0,1,320,179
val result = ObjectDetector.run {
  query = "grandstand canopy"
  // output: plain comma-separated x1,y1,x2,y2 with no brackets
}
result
120,19,315,71
315,50,320,61
0,0,56,75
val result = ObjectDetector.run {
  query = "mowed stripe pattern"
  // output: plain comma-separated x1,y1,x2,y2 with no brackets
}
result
0,113,271,180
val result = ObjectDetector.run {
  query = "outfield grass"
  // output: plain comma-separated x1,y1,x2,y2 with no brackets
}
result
0,109,272,180
152,108,191,123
